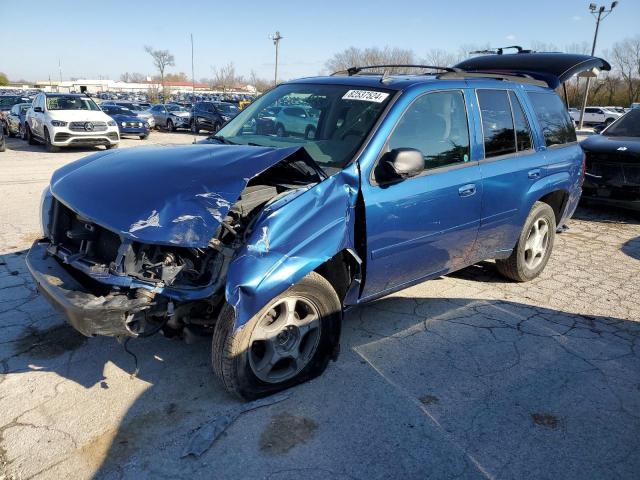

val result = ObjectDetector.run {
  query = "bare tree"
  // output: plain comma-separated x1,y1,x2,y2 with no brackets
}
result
324,46,416,74
249,70,271,94
421,49,458,67
144,46,175,102
211,62,237,92
120,72,147,83
611,36,640,105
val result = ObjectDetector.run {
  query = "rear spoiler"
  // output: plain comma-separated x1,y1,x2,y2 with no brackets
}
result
454,52,611,89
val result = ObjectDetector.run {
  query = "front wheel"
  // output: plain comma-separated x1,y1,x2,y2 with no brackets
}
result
26,125,37,145
44,129,59,152
190,119,199,134
212,272,341,400
495,201,556,282
167,119,175,132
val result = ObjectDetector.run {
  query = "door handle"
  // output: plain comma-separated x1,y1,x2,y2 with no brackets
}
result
528,169,541,179
458,184,476,197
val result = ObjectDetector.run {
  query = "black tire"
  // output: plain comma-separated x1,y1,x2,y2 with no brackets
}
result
190,119,199,134
212,271,341,400
605,118,614,125
275,123,286,137
212,122,221,133
105,143,118,150
495,201,556,282
19,123,26,140
26,125,37,145
139,135,148,140
0,137,5,153
167,119,175,132
44,128,59,152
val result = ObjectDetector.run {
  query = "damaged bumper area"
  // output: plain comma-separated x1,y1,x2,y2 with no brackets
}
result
26,241,158,337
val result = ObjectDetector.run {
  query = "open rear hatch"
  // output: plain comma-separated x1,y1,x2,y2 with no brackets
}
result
454,51,611,88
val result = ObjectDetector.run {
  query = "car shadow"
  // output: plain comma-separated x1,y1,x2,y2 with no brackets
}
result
621,236,640,261
2,247,639,479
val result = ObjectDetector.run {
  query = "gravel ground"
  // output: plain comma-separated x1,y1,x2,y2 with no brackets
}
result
1,131,639,480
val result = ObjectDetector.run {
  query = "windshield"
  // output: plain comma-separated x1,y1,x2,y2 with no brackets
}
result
105,106,134,115
167,104,188,112
216,103,239,115
47,96,100,111
603,110,640,137
215,83,393,169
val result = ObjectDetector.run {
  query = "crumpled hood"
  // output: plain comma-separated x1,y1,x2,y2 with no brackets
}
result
50,144,303,247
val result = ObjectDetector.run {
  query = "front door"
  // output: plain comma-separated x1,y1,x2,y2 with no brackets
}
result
361,90,482,299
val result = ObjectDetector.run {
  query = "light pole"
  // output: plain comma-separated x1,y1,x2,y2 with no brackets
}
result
577,1,618,130
269,31,283,86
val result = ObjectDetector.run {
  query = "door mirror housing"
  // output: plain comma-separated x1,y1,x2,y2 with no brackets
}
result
33,107,43,113
377,148,424,183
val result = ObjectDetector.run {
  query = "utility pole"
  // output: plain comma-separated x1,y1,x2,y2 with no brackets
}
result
269,31,283,85
577,1,618,130
58,59,62,84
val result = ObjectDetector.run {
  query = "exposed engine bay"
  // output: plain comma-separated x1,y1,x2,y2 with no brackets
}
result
40,155,325,339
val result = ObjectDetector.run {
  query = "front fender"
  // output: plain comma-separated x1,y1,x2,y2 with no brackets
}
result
225,165,360,329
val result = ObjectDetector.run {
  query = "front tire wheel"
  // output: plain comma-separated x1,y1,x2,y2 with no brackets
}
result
44,129,59,152
167,119,175,132
496,201,556,282
212,272,341,400
26,125,37,145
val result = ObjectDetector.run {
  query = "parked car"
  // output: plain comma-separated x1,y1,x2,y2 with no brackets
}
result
582,109,640,211
26,52,606,399
0,123,5,152
148,103,191,131
0,95,30,135
101,105,150,140
570,106,622,125
274,105,320,138
190,101,237,133
25,93,120,151
6,103,32,139
102,101,155,129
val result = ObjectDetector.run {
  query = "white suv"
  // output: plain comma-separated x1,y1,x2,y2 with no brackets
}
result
26,93,120,151
569,106,623,126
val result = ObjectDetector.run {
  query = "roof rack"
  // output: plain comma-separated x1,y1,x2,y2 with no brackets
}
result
331,64,460,76
437,71,547,87
469,45,533,55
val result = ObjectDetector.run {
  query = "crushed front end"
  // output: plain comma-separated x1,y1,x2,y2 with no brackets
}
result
26,145,324,338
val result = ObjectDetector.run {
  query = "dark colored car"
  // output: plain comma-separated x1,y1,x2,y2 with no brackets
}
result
101,105,150,139
582,109,640,211
190,101,237,133
6,102,32,139
26,52,605,400
0,95,30,135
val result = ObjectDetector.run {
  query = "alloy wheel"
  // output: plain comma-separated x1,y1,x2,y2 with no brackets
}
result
248,296,322,383
523,218,549,269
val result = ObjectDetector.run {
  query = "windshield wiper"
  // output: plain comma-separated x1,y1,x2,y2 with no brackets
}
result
208,135,235,145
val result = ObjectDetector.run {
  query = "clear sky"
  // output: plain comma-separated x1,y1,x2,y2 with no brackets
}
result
1,0,637,83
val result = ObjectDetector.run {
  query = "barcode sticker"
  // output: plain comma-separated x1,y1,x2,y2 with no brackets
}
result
342,90,390,103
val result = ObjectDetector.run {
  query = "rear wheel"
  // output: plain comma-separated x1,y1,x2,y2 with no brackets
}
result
605,117,615,125
139,134,148,140
275,123,286,137
212,272,341,400
44,128,59,152
167,119,175,132
496,201,556,282
26,125,37,145
190,119,199,134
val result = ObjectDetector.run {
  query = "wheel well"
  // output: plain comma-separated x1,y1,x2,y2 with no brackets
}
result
314,250,360,304
538,190,568,225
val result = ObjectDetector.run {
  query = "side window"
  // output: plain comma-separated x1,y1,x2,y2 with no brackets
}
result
585,107,596,114
526,92,577,147
509,91,533,151
388,90,470,171
477,89,516,158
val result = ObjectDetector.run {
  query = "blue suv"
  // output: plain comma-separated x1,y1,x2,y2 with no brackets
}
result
26,52,609,399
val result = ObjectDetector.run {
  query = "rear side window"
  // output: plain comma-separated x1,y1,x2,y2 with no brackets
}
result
509,91,532,151
477,90,516,158
526,92,576,146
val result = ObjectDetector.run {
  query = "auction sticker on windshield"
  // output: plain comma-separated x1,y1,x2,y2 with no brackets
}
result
342,90,390,103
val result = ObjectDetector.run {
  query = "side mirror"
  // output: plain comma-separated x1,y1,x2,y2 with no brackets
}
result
377,148,424,183
593,124,605,134
33,107,43,113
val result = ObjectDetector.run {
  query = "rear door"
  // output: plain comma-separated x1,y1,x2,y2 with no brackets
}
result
473,88,542,258
361,89,482,298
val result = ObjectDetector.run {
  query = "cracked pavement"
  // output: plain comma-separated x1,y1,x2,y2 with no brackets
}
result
1,133,639,479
